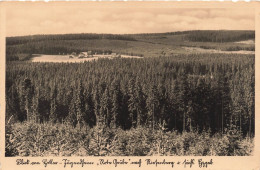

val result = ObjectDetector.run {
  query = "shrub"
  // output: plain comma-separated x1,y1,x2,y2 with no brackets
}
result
6,122,254,156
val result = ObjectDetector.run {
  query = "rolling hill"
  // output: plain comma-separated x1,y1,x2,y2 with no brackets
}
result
6,30,255,61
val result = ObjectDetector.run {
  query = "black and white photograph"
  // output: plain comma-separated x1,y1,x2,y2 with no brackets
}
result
3,2,256,158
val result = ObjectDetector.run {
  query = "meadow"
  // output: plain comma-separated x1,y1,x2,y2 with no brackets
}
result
31,54,142,63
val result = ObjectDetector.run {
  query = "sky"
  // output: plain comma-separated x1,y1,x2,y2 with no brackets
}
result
5,3,255,37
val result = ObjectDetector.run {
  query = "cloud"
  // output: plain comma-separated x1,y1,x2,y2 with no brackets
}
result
6,4,255,37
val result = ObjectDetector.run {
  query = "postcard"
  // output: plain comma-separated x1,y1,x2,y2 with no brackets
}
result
0,1,259,170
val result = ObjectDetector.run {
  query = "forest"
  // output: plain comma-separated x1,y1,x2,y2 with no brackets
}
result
6,30,254,45
185,30,255,42
6,53,255,156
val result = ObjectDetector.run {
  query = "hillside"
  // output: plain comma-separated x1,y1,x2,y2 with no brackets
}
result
6,30,255,61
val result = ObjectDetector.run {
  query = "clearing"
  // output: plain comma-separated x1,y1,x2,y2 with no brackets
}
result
182,47,255,55
31,54,142,63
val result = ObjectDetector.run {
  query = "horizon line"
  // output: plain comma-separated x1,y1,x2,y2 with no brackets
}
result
6,29,255,38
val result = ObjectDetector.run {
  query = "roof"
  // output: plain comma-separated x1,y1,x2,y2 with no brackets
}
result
80,52,88,55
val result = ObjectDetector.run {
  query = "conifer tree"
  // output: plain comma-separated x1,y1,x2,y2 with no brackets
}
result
100,87,111,127
111,80,121,128
32,87,39,123
146,84,159,130
49,84,58,123
21,78,34,122
84,91,96,127
128,78,138,127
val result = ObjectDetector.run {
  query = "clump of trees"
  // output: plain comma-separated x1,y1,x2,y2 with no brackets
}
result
6,33,137,46
186,30,254,42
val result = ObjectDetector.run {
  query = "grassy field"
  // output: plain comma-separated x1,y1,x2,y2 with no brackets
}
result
31,54,142,63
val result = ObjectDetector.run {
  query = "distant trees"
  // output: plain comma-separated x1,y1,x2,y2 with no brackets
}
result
6,33,139,61
6,54,255,137
186,30,255,43
6,33,137,46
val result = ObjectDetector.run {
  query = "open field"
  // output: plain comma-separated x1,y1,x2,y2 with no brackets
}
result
235,40,255,45
31,54,142,63
183,47,255,55
31,47,254,63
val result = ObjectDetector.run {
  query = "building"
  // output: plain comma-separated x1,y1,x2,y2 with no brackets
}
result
87,51,93,57
69,52,77,58
78,52,88,58
111,53,121,58
87,51,92,55
78,51,93,58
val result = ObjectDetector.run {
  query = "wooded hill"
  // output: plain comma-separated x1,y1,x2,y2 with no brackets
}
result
6,30,255,61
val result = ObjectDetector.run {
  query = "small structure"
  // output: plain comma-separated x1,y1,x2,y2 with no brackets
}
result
87,51,93,58
87,51,92,55
78,51,93,58
69,52,77,58
111,53,121,58
78,52,88,58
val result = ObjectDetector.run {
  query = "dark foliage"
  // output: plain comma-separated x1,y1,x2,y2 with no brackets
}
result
6,54,255,137
186,30,254,42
